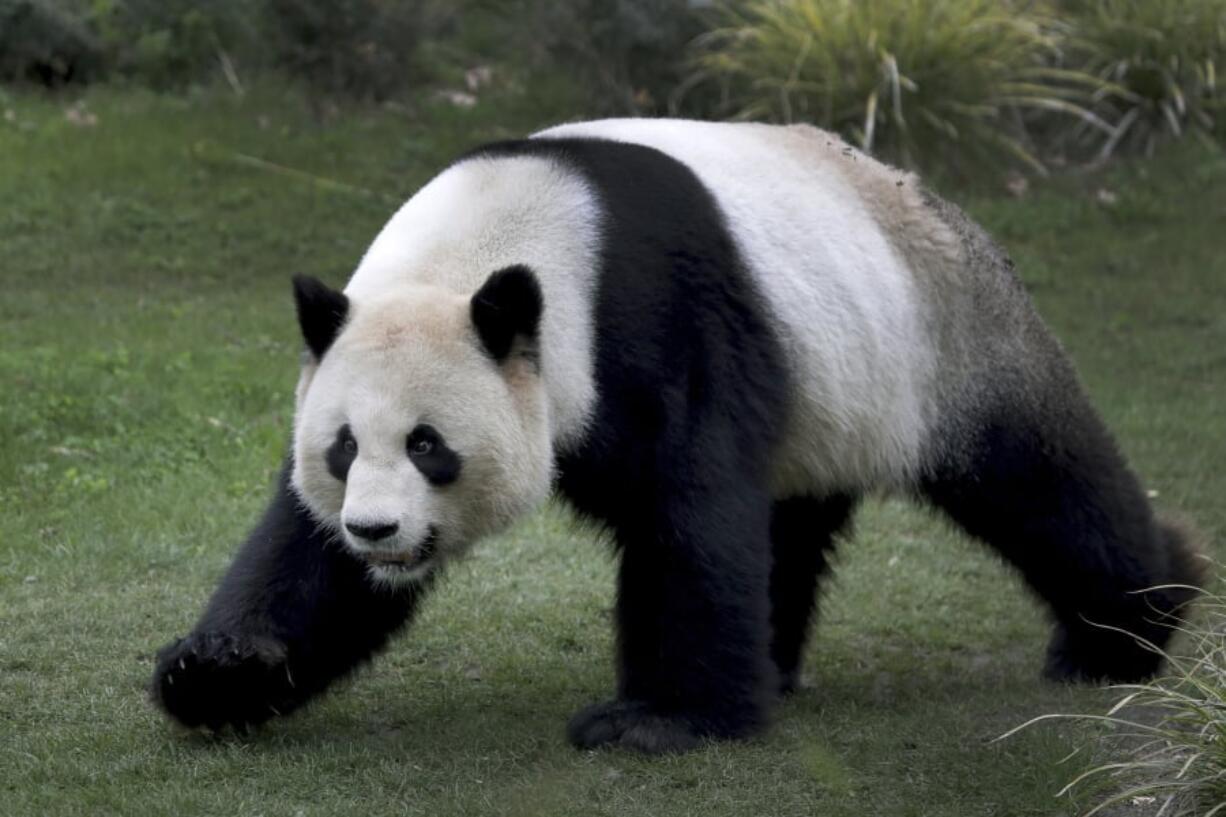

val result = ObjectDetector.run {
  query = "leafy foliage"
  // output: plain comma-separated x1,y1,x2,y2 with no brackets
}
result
263,0,454,100
5,0,454,95
0,0,102,84
83,0,259,88
480,0,710,114
688,0,1108,172
1061,0,1226,158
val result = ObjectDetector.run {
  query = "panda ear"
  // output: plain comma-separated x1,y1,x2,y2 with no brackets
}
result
292,274,349,360
470,265,543,363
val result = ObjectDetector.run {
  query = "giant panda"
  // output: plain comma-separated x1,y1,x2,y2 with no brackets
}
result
150,118,1203,754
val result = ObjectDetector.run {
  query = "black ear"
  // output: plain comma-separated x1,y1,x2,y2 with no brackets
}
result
470,265,543,362
292,274,349,360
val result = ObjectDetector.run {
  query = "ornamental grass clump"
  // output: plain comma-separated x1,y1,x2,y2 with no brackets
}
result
1061,0,1226,158
688,0,1108,172
1005,585,1226,817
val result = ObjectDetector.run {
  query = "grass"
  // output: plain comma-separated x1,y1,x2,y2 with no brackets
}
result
1003,588,1226,816
0,81,1223,816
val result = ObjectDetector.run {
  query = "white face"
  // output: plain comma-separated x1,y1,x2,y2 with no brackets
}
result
290,286,552,587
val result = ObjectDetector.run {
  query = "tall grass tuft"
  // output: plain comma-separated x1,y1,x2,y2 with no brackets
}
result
1004,584,1226,817
688,0,1108,173
1060,0,1226,158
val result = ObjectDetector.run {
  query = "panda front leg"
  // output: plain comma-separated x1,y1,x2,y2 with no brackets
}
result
568,485,777,754
150,461,426,732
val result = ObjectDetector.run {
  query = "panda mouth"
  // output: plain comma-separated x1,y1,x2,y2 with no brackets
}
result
362,529,438,571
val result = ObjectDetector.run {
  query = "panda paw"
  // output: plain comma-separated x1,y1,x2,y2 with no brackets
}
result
567,700,705,754
150,631,301,733
1042,622,1164,683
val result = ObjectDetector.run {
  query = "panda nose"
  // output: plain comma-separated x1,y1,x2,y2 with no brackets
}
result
345,521,399,542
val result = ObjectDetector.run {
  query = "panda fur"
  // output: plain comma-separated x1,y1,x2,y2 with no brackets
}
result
151,119,1203,753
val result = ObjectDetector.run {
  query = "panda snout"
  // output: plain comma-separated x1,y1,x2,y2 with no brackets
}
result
344,520,399,542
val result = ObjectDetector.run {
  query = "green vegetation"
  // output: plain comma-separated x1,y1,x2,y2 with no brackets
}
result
690,0,1101,171
1007,589,1226,816
1061,0,1226,157
0,83,1223,815
5,0,1223,170
690,0,1226,172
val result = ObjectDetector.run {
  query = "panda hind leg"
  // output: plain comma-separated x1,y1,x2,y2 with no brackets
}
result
920,408,1204,683
769,494,857,695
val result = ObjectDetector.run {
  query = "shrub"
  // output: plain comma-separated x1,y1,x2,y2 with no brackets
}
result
0,0,102,85
1061,0,1226,157
688,0,1107,173
82,0,259,89
483,0,709,114
3,0,452,96
264,0,452,101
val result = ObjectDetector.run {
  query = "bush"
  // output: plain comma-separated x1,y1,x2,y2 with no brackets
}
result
0,0,102,85
264,0,448,101
688,0,1108,172
483,0,709,114
82,0,259,89
1061,0,1226,157
3,0,452,97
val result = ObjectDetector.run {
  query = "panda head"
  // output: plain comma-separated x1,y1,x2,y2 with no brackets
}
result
288,266,552,586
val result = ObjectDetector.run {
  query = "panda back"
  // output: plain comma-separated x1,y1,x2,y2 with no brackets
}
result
537,119,942,493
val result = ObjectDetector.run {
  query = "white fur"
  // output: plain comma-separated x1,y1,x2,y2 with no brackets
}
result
346,155,603,451
538,120,940,495
291,287,552,584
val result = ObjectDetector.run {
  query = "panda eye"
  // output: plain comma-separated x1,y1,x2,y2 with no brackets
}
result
326,424,358,483
406,424,461,485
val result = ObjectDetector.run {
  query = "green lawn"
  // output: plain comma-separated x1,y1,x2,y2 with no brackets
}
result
1,84,1223,817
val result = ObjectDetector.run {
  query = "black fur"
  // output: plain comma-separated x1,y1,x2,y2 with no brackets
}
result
921,389,1202,683
406,424,462,486
150,462,426,731
292,274,349,359
325,424,356,482
769,495,857,695
470,265,542,362
912,190,1204,682
471,138,794,752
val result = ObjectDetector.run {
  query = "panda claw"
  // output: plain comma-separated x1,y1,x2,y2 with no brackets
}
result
152,630,300,733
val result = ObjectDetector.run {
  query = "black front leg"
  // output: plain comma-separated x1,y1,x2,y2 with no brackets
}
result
150,461,427,732
568,485,776,753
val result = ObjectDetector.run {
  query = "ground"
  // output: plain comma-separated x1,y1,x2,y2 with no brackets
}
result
0,84,1223,816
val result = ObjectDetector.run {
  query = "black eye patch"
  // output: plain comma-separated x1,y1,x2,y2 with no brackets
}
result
326,424,357,482
407,424,461,486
